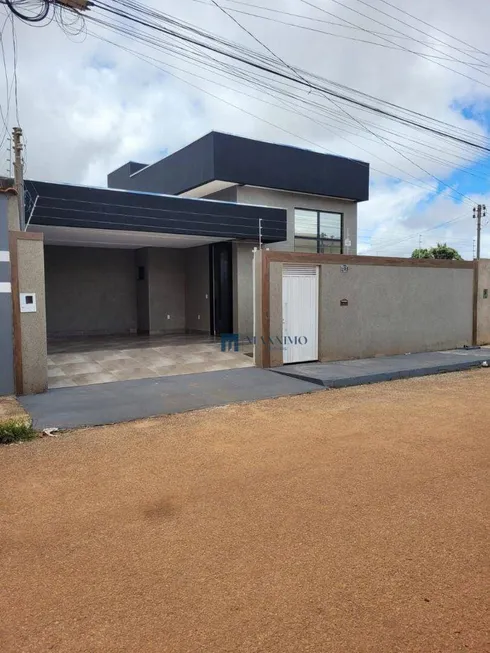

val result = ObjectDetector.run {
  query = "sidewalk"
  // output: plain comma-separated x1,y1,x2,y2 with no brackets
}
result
272,348,490,387
18,348,489,430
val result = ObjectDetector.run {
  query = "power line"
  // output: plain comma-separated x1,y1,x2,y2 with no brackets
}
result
88,27,481,206
169,0,477,204
201,1,490,70
364,213,470,253
87,1,490,155
301,0,490,89
350,0,489,68
370,0,490,60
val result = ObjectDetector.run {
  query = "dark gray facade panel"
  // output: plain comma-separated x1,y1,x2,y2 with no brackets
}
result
0,294,14,395
0,195,14,396
213,132,369,202
107,131,370,201
107,161,147,190
203,187,238,202
107,133,216,195
25,180,287,243
0,260,9,281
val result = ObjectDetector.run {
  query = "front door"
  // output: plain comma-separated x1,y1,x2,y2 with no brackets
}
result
282,265,319,364
211,242,233,335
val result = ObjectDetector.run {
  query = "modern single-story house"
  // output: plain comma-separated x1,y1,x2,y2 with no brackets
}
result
1,132,369,392
3,131,490,396
25,131,369,361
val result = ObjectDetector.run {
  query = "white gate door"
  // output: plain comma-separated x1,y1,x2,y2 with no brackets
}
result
282,265,319,364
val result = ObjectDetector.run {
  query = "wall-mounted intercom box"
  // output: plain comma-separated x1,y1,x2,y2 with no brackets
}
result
20,293,37,313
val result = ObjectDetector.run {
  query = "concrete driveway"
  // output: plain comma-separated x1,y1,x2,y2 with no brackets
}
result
1,370,489,652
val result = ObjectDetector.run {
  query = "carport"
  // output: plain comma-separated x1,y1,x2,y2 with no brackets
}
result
20,180,285,392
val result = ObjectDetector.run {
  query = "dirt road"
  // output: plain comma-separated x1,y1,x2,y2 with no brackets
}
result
1,371,489,652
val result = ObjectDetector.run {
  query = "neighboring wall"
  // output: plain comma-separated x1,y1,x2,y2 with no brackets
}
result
237,186,358,254
45,246,137,337
185,245,210,333
477,259,490,345
258,253,474,367
0,193,14,395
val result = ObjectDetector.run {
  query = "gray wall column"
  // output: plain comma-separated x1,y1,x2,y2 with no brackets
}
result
0,193,14,395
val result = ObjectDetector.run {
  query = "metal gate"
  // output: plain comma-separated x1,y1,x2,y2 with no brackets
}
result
282,265,319,364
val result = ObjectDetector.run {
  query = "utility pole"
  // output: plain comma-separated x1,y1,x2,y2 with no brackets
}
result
473,204,487,260
418,234,422,249
12,127,25,230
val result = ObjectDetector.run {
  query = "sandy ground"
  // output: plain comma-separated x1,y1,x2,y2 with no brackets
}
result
0,370,489,653
0,396,29,423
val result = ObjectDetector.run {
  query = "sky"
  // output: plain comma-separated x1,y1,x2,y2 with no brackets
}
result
1,0,490,258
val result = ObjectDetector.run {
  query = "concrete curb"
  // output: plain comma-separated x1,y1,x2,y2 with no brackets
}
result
272,359,487,388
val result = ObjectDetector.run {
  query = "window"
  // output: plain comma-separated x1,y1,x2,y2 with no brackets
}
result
294,209,343,254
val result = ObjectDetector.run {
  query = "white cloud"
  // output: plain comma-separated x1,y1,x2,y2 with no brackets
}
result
1,0,490,257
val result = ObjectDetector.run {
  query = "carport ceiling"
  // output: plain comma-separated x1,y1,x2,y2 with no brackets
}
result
29,225,232,249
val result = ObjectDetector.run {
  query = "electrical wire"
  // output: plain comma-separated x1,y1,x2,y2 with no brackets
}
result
89,27,483,206
209,5,490,68
364,212,470,253
371,0,490,59
86,2,490,156
301,0,490,89
150,0,477,204
4,0,50,23
86,4,490,190
350,0,489,68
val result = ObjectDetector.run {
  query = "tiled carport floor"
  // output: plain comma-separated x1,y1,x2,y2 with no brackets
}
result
47,334,254,388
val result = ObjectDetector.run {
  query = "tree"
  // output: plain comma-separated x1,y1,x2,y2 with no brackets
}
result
411,247,431,259
411,243,462,260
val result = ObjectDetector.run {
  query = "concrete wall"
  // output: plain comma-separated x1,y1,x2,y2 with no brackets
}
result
17,235,48,394
260,255,474,367
233,242,256,337
477,259,490,345
0,194,14,396
237,186,358,253
45,246,137,337
185,245,210,333
317,264,473,360
135,248,150,333
148,248,186,334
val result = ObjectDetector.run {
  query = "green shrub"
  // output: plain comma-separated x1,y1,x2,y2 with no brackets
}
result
0,419,37,445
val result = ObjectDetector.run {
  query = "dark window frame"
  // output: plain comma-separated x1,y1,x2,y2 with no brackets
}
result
294,208,344,254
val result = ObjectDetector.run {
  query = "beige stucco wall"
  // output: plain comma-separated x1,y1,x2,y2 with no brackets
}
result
477,259,490,345
237,186,358,254
266,260,474,365
148,248,186,334
253,250,263,367
269,262,284,367
45,246,137,337
18,237,47,394
230,188,359,341
185,245,210,333
318,264,473,361
233,242,256,336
